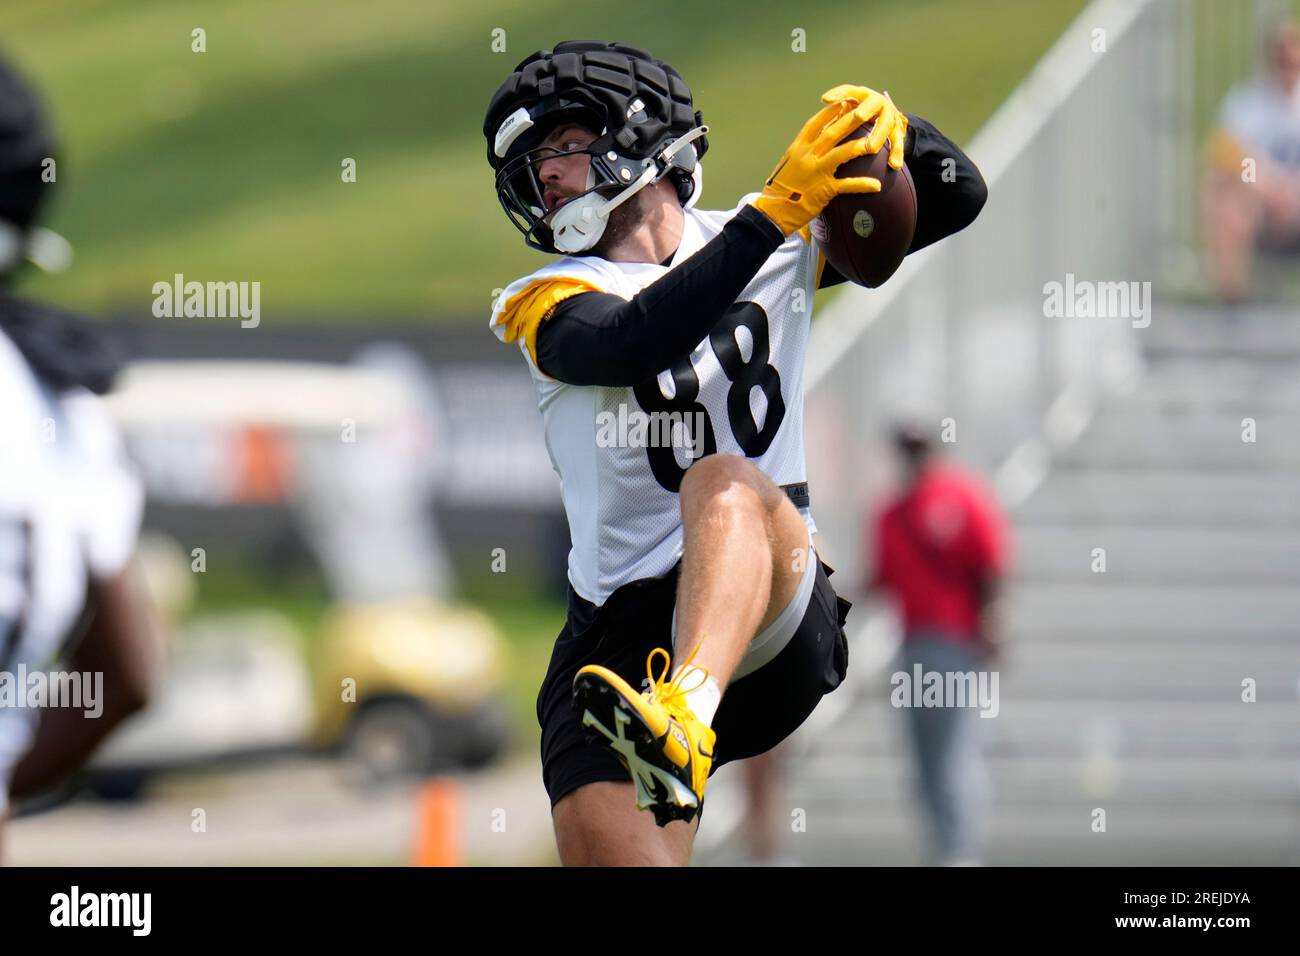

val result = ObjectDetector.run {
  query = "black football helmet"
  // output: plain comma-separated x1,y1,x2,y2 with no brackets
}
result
483,40,708,254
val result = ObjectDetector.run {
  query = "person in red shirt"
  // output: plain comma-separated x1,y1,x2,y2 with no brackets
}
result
867,421,1011,865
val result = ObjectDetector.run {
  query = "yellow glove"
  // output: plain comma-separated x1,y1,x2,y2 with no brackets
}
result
820,84,909,170
751,98,892,237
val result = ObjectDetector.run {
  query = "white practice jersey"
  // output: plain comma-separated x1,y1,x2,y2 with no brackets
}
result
0,328,144,806
1220,78,1300,170
490,192,823,607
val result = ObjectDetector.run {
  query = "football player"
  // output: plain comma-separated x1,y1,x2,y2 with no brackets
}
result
0,54,162,858
483,40,986,865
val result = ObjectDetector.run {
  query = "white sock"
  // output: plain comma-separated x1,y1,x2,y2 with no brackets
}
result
671,666,721,726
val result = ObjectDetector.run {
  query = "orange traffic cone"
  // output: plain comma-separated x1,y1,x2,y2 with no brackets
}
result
413,778,461,867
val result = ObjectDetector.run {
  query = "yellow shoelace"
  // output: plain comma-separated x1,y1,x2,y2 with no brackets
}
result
644,640,710,713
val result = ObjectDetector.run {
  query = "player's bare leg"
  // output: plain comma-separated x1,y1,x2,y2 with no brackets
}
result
673,452,810,686
1202,169,1259,301
552,781,697,866
1203,163,1300,302
563,454,812,863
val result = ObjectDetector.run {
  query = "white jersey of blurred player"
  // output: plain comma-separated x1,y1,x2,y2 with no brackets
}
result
0,328,143,814
491,190,822,607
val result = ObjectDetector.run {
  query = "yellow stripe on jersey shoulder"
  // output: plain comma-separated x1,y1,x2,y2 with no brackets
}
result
797,223,829,289
786,221,827,289
494,277,602,367
1207,128,1247,174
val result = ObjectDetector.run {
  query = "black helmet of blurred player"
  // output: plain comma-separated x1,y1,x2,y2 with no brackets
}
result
483,40,708,254
0,52,114,394
0,52,71,280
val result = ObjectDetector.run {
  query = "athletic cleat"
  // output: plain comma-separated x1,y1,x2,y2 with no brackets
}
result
573,644,716,827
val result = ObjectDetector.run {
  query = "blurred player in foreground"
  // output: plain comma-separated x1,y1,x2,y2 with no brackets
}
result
483,40,985,865
0,54,163,859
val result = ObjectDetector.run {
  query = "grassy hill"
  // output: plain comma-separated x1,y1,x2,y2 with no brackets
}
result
1,0,1087,321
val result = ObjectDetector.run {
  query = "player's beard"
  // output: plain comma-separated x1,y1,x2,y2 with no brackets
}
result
587,188,650,259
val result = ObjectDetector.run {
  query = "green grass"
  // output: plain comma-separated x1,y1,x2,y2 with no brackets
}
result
1,0,1088,320
183,558,330,643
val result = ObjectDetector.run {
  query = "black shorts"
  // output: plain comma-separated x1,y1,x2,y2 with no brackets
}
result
536,558,852,807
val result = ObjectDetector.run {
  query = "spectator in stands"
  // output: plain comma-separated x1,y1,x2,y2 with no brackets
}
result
866,421,1010,865
1202,20,1300,302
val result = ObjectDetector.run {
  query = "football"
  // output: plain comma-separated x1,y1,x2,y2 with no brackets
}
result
811,122,917,288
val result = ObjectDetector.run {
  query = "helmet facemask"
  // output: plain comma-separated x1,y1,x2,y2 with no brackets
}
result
494,120,707,254
495,128,616,254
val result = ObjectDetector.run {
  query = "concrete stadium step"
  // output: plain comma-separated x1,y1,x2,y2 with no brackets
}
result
1009,582,1300,632
798,752,1300,806
823,697,1299,758
999,656,1294,700
1012,524,1300,582
1130,357,1300,411
860,658,1295,704
770,804,1300,866
1017,469,1300,525
1004,626,1298,646
1063,416,1300,467
1142,305,1300,359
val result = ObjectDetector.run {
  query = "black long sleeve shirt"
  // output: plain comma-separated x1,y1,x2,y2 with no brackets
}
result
536,114,987,386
